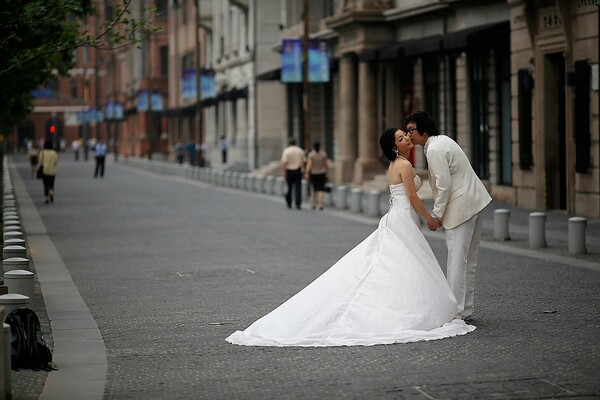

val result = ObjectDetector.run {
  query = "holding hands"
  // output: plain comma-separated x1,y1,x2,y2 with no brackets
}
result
427,215,443,231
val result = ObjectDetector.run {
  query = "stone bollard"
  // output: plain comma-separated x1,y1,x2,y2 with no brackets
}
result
568,217,587,255
334,185,348,210
238,173,247,190
273,177,284,197
494,209,511,241
223,171,232,188
4,270,34,298
3,239,25,248
529,212,547,248
231,172,240,189
2,314,10,400
3,245,26,260
365,190,382,217
324,184,335,207
2,231,23,241
3,220,20,228
0,294,29,319
2,257,30,272
246,174,256,191
264,176,275,195
255,175,266,193
3,226,21,234
349,188,363,213
301,179,309,200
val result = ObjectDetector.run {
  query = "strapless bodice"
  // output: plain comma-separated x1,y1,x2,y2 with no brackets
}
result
389,175,421,208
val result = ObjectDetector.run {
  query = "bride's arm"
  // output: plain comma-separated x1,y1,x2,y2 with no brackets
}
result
398,161,437,226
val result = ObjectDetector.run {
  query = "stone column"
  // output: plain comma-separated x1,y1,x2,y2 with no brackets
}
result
354,60,381,184
336,54,358,183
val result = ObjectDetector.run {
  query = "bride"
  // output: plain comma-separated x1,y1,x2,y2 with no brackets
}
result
226,128,475,347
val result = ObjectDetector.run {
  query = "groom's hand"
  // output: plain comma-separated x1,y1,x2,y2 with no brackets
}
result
428,216,442,231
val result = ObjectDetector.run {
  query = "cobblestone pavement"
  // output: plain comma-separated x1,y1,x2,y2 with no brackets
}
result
8,155,600,400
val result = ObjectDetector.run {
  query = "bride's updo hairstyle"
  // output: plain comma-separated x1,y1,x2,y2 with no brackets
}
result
380,127,399,161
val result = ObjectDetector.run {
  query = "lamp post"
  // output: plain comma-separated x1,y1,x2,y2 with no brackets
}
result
302,0,311,151
195,0,204,167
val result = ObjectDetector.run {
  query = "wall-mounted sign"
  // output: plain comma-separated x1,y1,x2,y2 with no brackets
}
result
281,39,330,83
182,69,216,100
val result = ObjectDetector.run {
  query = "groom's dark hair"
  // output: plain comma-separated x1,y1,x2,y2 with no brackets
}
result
403,111,439,136
379,127,400,161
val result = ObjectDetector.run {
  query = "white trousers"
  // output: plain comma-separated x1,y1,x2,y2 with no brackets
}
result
445,213,483,319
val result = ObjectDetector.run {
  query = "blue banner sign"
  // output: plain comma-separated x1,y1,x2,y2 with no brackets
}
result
182,69,216,100
281,39,329,83
137,89,149,112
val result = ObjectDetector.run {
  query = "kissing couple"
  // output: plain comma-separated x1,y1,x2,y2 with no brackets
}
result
227,111,492,347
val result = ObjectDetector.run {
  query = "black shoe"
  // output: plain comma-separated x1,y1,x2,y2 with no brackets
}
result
44,199,49,204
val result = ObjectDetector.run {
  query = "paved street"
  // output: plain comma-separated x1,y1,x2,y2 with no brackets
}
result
8,154,600,399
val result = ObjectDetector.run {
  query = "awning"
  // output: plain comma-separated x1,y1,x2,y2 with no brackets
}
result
364,21,509,61
443,21,509,51
403,35,443,56
257,68,281,81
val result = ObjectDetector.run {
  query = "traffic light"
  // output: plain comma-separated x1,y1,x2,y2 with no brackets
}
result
49,125,56,134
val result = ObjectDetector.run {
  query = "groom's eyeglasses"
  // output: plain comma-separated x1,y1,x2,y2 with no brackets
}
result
407,128,418,134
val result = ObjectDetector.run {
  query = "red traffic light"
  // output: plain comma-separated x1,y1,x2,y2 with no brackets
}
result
49,125,56,134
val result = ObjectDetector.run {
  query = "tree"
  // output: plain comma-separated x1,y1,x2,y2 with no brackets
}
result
0,0,159,130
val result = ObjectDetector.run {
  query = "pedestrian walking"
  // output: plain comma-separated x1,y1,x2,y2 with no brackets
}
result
71,139,81,161
27,141,39,178
405,110,492,321
281,138,306,210
305,141,329,210
38,139,58,204
219,136,228,164
94,138,107,178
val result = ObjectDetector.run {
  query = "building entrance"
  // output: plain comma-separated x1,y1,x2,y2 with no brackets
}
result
544,52,566,210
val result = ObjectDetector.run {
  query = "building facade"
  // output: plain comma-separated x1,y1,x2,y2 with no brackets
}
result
263,0,599,218
11,0,600,218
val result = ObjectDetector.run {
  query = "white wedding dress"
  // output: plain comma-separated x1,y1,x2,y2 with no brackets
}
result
226,176,475,347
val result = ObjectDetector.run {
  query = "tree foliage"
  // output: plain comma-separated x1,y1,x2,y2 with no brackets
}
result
0,0,159,130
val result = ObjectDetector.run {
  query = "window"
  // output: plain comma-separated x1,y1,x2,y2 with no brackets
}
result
160,46,169,77
517,69,533,170
574,60,591,173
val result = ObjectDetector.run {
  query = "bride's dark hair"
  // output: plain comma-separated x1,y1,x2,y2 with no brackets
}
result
379,127,399,161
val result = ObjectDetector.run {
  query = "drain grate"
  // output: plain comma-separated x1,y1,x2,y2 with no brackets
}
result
414,378,577,400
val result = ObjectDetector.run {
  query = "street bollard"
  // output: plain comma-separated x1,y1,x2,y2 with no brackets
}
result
302,179,309,199
334,185,348,210
2,257,30,272
324,184,335,207
4,270,34,298
494,209,511,241
529,212,547,248
274,177,285,197
0,294,29,319
365,190,382,217
264,175,275,195
2,231,24,241
255,175,266,193
246,174,256,192
568,217,587,255
349,188,363,213
3,319,11,400
3,245,27,260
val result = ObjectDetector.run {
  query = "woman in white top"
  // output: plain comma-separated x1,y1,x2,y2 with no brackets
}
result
38,139,59,204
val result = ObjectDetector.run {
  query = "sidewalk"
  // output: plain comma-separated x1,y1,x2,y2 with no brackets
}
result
6,154,600,399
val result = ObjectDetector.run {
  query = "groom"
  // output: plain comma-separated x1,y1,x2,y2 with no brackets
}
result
404,111,491,320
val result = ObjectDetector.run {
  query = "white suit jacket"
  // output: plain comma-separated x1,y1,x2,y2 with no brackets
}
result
425,135,492,230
